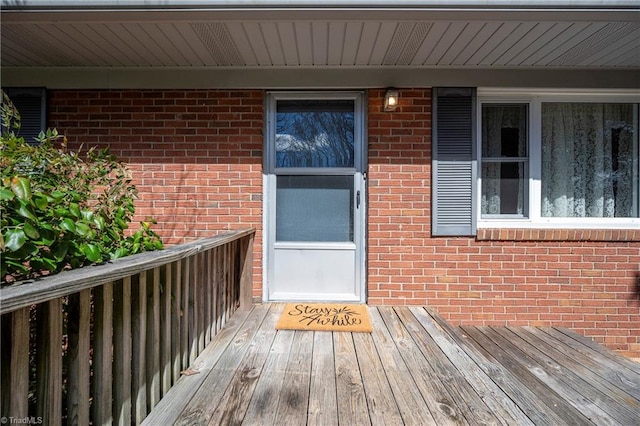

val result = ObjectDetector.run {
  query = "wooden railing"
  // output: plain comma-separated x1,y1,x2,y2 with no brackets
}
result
0,228,255,426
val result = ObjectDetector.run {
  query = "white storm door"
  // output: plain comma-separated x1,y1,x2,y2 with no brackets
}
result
265,92,366,302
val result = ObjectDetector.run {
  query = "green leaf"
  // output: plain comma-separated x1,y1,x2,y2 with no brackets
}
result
60,218,76,233
93,215,106,231
81,210,94,221
80,243,101,262
10,177,31,201
16,203,38,221
5,229,26,251
30,256,57,272
0,188,14,201
5,259,28,274
69,203,81,218
75,222,92,237
111,247,129,259
34,194,49,210
23,222,40,239
50,191,66,200
34,228,56,246
53,243,69,261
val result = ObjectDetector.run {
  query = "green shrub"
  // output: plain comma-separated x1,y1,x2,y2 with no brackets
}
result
1,90,163,284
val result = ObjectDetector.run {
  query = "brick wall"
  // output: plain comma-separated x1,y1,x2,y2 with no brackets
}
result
48,89,264,299
367,88,640,358
47,88,640,358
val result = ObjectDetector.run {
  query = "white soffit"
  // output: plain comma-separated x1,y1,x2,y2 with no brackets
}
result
1,1,639,70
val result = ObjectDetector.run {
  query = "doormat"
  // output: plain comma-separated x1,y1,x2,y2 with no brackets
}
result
276,303,372,332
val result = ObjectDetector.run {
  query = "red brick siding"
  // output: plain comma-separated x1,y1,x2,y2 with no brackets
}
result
367,88,640,358
47,88,640,358
48,90,264,300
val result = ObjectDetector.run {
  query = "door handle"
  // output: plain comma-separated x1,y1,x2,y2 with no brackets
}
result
356,190,361,209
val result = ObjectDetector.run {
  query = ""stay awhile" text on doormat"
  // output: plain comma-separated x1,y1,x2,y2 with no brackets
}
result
275,303,372,332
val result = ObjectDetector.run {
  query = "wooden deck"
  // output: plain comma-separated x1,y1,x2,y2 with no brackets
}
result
143,304,640,426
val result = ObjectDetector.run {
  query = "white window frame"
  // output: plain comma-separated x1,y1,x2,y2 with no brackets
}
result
477,88,640,230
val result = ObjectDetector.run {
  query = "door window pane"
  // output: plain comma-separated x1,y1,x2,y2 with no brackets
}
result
276,100,355,168
276,175,354,242
541,103,638,218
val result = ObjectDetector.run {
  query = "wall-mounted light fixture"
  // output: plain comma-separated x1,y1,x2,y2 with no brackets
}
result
384,89,399,112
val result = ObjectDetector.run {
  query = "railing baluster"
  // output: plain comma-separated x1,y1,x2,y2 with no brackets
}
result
0,307,29,419
36,299,63,426
171,260,182,383
197,251,205,354
204,250,212,345
161,263,172,396
92,283,114,426
214,246,222,333
113,277,132,426
188,255,197,365
132,271,148,425
146,268,161,411
66,290,91,425
180,258,190,369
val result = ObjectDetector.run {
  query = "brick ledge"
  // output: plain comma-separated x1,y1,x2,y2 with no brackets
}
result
476,228,640,242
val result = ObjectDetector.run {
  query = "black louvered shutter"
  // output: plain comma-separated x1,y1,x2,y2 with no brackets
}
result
432,88,477,236
3,88,47,144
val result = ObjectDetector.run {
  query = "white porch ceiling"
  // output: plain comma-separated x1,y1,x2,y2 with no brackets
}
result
1,2,639,89
2,4,639,70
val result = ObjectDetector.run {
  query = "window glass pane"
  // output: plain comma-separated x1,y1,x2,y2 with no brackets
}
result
276,100,355,168
541,103,638,218
482,104,528,158
481,103,529,217
481,162,526,215
276,175,354,242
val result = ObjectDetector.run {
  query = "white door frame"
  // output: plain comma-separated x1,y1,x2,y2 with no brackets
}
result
262,90,367,302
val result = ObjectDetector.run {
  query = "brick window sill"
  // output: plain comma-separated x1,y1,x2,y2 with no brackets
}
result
476,228,640,242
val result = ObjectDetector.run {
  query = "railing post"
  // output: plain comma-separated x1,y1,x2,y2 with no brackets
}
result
239,233,255,310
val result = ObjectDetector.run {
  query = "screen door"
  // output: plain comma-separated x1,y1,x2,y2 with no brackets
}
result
265,92,366,302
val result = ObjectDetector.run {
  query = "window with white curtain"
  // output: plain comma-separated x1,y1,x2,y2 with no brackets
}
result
541,103,637,218
478,92,639,228
481,104,529,217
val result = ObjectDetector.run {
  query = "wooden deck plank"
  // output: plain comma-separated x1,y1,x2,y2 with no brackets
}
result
541,327,640,385
334,331,370,425
173,304,271,426
367,308,437,425
527,326,640,401
141,306,254,426
353,329,404,425
552,327,640,374
395,308,500,426
463,326,593,426
207,304,280,425
307,331,339,426
273,330,314,425
242,327,295,425
410,307,534,426
426,309,572,426
490,326,622,425
377,306,464,425
507,326,640,425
